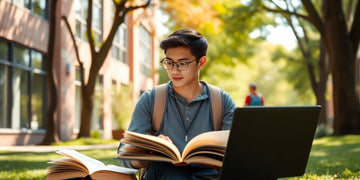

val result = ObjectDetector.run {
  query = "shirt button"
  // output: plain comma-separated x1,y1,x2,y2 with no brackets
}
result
186,117,189,121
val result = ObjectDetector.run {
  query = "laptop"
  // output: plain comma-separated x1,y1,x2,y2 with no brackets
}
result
218,106,321,180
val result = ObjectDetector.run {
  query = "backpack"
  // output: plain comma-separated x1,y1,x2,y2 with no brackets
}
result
249,93,262,106
151,82,223,134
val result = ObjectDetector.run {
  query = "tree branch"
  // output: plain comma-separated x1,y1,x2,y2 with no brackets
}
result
124,0,151,14
87,0,96,56
61,16,85,87
301,0,325,35
260,3,311,22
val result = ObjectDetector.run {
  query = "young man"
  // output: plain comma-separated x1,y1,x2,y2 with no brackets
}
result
244,82,264,106
118,28,236,180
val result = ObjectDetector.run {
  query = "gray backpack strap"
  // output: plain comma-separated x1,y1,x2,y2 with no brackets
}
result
207,84,223,130
152,83,168,134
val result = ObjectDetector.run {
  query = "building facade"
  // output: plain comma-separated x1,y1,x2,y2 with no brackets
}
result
0,0,159,145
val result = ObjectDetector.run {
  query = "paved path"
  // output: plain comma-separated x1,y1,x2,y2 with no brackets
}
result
0,143,118,153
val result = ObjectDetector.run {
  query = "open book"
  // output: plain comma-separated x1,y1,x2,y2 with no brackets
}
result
117,130,229,168
46,149,137,180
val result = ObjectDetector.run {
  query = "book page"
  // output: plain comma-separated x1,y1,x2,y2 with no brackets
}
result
47,158,88,173
182,130,229,160
117,152,179,164
46,171,89,180
183,156,223,167
56,149,105,174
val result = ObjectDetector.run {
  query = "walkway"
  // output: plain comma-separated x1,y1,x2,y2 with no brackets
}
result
0,143,118,153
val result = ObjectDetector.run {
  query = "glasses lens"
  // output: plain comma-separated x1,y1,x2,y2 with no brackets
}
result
178,62,187,70
162,60,173,70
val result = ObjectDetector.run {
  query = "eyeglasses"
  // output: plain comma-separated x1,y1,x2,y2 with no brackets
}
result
160,58,197,71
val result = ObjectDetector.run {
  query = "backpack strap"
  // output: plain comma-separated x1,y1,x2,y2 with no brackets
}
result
151,83,168,135
207,84,223,130
152,82,223,133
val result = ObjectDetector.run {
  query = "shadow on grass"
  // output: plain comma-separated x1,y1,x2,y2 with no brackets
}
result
305,135,360,177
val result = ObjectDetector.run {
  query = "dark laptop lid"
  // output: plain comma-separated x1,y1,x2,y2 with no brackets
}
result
219,106,321,180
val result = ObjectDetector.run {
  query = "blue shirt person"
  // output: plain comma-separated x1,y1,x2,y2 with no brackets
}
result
118,28,237,180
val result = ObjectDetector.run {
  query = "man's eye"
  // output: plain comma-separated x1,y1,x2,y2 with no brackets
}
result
179,62,187,66
166,61,173,65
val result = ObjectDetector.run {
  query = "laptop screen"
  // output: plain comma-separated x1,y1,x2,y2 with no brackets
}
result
219,106,321,180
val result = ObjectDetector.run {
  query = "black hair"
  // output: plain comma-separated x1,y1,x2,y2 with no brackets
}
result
160,28,208,60
250,82,257,90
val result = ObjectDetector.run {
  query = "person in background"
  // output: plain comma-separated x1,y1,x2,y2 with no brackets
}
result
244,82,264,106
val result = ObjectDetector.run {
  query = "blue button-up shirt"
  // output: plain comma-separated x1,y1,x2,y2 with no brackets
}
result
118,81,237,168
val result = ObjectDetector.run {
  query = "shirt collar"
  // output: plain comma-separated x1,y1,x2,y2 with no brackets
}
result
168,81,209,102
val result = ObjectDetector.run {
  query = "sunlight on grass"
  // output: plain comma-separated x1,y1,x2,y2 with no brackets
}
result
281,135,360,180
1,136,359,179
51,137,118,146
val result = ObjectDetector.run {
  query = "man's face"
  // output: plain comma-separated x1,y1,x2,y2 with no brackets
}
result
164,47,205,88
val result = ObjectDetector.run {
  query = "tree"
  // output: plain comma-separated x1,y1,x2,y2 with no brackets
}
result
158,0,263,77
75,0,152,138
252,0,329,125
320,1,360,135
251,0,360,135
41,0,60,145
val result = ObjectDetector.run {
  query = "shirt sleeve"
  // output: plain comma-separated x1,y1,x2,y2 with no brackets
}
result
117,89,155,168
221,90,237,130
244,95,251,106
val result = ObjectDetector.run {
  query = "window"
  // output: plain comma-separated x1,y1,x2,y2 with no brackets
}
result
92,75,103,130
111,5,128,64
74,68,82,130
9,0,49,19
0,39,47,129
0,40,9,128
75,0,103,45
112,23,128,64
139,25,152,76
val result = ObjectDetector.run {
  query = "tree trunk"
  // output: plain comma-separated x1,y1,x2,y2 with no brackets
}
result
41,0,60,145
315,42,329,125
322,1,359,135
77,56,99,138
77,84,95,138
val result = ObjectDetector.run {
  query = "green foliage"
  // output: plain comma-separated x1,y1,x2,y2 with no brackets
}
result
202,41,315,106
111,84,134,130
158,68,170,84
51,138,118,146
91,130,101,139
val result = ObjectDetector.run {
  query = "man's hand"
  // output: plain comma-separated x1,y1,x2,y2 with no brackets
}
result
130,160,152,169
157,134,173,143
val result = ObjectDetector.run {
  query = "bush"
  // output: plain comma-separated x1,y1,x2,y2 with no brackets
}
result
314,124,333,138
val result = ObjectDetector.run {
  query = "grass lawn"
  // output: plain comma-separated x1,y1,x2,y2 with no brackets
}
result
0,136,359,180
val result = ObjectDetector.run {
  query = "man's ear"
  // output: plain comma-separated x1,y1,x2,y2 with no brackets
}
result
198,56,207,69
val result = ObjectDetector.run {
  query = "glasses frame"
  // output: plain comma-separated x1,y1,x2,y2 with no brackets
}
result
160,58,197,71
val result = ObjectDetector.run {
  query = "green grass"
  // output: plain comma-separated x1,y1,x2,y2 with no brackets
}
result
51,137,119,146
0,136,359,180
